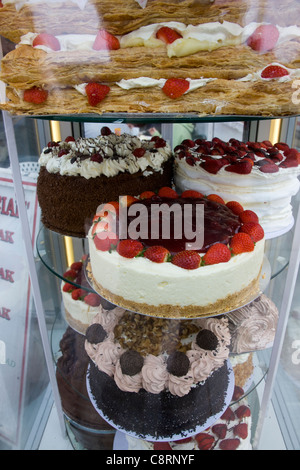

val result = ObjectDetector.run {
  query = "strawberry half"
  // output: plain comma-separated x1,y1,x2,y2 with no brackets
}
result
233,423,248,440
92,30,120,50
144,245,171,263
211,423,227,440
32,33,61,51
230,232,255,255
117,239,144,258
156,26,182,44
261,64,289,79
202,243,232,265
153,442,172,450
246,24,279,52
85,83,110,106
171,250,201,270
195,433,215,450
235,405,251,419
219,438,240,450
162,78,189,99
23,87,48,104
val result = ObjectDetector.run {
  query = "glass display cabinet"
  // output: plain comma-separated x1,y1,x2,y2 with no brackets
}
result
0,0,300,451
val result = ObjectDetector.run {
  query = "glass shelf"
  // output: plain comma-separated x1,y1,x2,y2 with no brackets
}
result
31,113,299,124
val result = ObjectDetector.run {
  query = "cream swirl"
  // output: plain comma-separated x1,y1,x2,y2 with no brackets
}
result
93,339,123,377
142,355,169,394
186,350,214,383
114,359,143,393
168,372,194,397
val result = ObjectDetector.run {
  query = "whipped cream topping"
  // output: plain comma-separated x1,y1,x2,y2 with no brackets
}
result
238,63,300,83
227,294,278,354
3,0,88,11
38,131,172,179
85,307,230,397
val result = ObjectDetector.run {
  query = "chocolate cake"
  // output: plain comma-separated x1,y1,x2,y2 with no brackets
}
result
37,128,173,237
56,327,116,449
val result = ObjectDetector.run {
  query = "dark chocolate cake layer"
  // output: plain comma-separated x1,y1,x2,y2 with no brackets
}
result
37,159,173,238
87,360,231,440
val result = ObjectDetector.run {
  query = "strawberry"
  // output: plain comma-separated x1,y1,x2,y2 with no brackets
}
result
221,407,235,422
65,136,75,142
32,33,61,51
181,190,204,199
158,187,178,199
195,433,215,450
171,250,201,270
232,385,244,401
85,82,110,106
275,142,290,152
239,210,259,224
92,219,112,236
201,159,224,174
230,232,255,254
153,442,172,450
219,438,240,450
233,423,248,440
261,64,289,79
144,245,171,263
58,150,68,158
70,261,83,271
117,239,144,258
63,269,77,280
240,222,264,242
211,423,227,439
156,26,182,44
162,78,190,99
23,87,48,104
71,288,87,301
140,191,156,199
90,153,103,163
226,201,244,215
235,405,251,419
92,30,120,50
94,231,119,251
84,293,101,307
258,162,279,173
202,243,231,265
206,194,225,205
225,161,253,175
62,282,75,293
133,147,146,158
246,24,279,52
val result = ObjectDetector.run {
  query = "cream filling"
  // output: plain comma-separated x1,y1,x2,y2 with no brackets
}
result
88,227,265,309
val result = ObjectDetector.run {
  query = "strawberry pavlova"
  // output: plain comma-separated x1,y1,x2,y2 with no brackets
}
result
61,256,103,334
87,187,266,318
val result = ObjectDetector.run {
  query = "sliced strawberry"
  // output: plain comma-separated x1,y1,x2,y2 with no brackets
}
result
219,438,240,450
94,231,119,251
171,250,201,270
235,405,251,419
258,162,279,173
162,78,190,99
246,24,279,52
85,82,110,106
221,407,235,422
139,191,156,199
158,187,178,199
153,442,172,450
71,288,87,301
206,194,225,205
226,201,244,215
32,33,61,51
230,232,255,255
240,222,264,242
23,87,48,104
232,385,244,401
92,30,120,50
144,245,171,263
239,209,259,224
195,433,215,450
233,423,248,440
261,64,289,79
225,161,253,175
201,159,224,174
117,239,144,258
181,190,204,199
84,293,101,307
156,26,183,44
211,423,227,439
202,243,231,265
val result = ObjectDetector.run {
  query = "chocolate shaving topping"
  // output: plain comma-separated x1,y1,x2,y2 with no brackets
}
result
166,351,190,377
120,350,144,376
85,323,107,344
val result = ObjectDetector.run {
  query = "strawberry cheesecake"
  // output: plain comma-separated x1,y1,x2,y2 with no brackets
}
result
85,305,233,439
87,187,266,318
174,138,300,237
36,127,173,238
